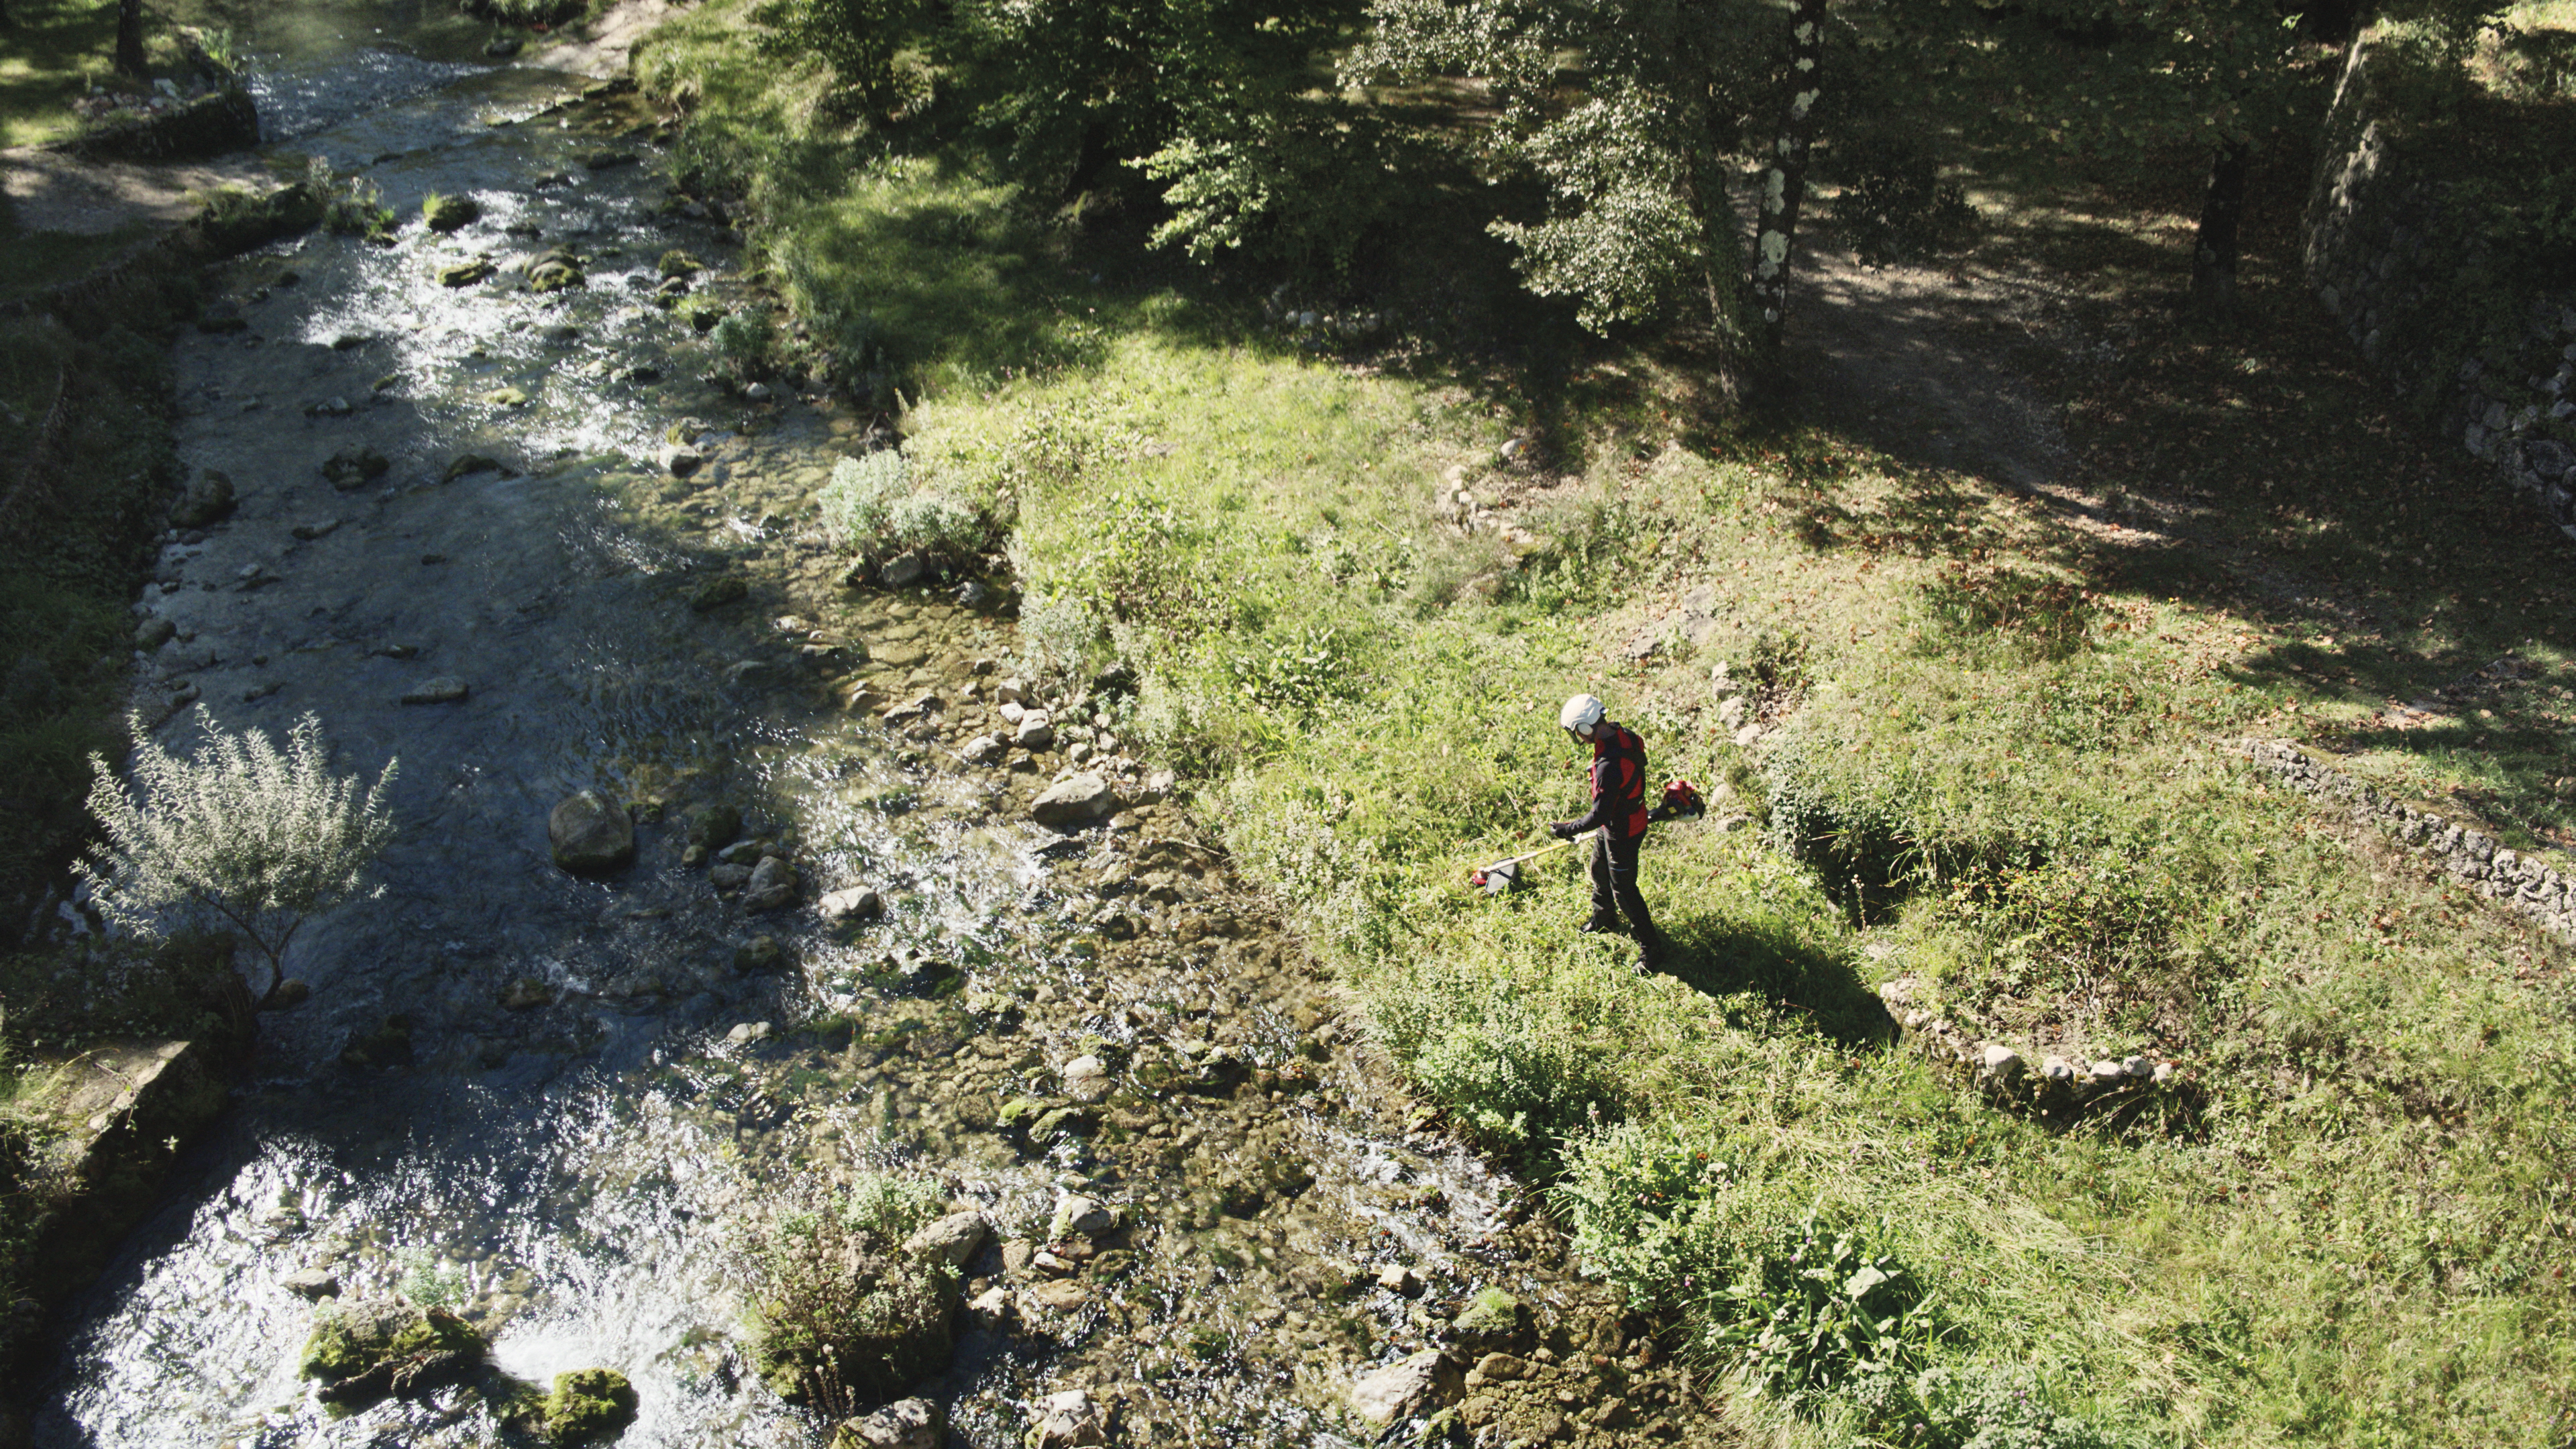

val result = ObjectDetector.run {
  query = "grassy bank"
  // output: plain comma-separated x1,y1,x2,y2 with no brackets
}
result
645,9,2576,1443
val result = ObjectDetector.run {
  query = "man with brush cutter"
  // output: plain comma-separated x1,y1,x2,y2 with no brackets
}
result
1466,694,1701,959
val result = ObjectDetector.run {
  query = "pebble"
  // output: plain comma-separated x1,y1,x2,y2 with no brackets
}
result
399,676,469,706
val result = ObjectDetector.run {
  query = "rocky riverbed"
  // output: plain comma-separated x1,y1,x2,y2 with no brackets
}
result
35,59,1721,1449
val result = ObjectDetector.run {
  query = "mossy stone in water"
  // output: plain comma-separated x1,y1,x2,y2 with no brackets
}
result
437,258,496,287
1446,1285,1530,1353
299,1296,485,1383
423,193,481,233
542,1366,639,1444
657,249,706,278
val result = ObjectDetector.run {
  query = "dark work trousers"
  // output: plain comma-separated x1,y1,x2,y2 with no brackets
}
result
1587,828,1656,938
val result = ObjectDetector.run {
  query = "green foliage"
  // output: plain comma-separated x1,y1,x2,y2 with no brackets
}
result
1702,1214,1936,1398
394,1247,468,1308
708,309,777,374
1822,132,1980,267
1350,0,1780,335
463,0,592,24
1143,94,1426,279
816,448,1002,560
76,711,398,987
742,1174,957,1409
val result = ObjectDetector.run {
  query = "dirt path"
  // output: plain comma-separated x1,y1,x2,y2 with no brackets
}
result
1780,233,2076,492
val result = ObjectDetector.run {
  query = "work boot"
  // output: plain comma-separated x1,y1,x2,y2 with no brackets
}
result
1580,914,1624,936
1638,930,1673,969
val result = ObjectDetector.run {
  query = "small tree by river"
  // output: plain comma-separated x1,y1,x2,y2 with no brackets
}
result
76,711,396,1004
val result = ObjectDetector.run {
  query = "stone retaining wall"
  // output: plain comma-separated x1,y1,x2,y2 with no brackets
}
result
2303,36,2576,541
2231,737,2576,947
54,87,260,164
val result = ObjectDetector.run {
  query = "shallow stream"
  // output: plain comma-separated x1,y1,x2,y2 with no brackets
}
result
32,41,1685,1449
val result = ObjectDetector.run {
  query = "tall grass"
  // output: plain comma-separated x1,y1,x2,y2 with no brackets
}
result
640,4,2576,1440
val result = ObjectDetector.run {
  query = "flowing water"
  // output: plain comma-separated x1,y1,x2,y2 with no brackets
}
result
28,40,1678,1449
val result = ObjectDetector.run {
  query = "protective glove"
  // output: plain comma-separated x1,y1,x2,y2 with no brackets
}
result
1548,820,1578,840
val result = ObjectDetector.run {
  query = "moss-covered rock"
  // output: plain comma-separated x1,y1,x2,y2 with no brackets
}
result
299,1297,486,1409
657,249,706,278
437,258,496,288
423,193,482,233
542,1366,639,1444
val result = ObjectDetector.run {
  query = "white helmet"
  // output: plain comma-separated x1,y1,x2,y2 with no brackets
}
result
1559,693,1606,735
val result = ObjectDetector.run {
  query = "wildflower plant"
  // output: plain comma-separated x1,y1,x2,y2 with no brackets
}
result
76,711,396,1000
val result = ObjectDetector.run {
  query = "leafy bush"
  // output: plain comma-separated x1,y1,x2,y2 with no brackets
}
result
1703,1214,1935,1398
816,449,999,561
1823,133,1980,268
710,309,777,375
76,711,396,1000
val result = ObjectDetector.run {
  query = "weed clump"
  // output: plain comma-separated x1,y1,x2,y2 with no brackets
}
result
816,449,1002,564
741,1172,956,1413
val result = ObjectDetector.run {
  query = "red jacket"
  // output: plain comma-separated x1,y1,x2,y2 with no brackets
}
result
1562,721,1650,841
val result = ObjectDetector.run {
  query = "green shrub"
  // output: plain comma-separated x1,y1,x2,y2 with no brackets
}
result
76,711,396,1000
1703,1213,1936,1399
816,449,1000,561
742,1173,956,1412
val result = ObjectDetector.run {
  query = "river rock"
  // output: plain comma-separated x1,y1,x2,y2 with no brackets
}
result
299,1297,485,1407
1444,1287,1529,1354
320,446,390,490
686,802,743,849
1028,1388,1110,1448
500,975,553,1010
710,861,753,890
482,386,531,408
303,395,353,417
549,791,635,873
819,886,883,924
280,1267,340,1299
659,442,703,478
881,551,928,588
743,854,798,911
1351,1349,1460,1426
658,248,706,278
525,249,586,292
959,733,1006,765
540,1368,638,1444
833,1397,942,1449
136,617,176,651
1049,1192,1116,1239
399,676,468,705
422,193,480,232
1030,773,1120,829
1061,1055,1114,1103
733,936,786,972
1014,712,1055,750
436,258,494,287
170,468,235,528
902,1210,991,1269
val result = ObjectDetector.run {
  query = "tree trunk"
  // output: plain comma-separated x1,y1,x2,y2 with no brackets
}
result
115,0,150,79
2192,138,2249,317
1754,0,1827,365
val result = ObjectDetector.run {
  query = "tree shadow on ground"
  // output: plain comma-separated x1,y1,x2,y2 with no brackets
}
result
1650,912,1897,1049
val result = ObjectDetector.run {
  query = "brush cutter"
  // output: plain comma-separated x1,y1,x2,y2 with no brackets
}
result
1468,778,1708,894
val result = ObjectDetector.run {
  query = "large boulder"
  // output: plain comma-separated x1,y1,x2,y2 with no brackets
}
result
1351,1349,1460,1426
1029,773,1122,830
541,1367,638,1445
170,468,235,528
902,1210,991,1270
298,1297,485,1409
1028,1389,1111,1448
549,791,635,873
